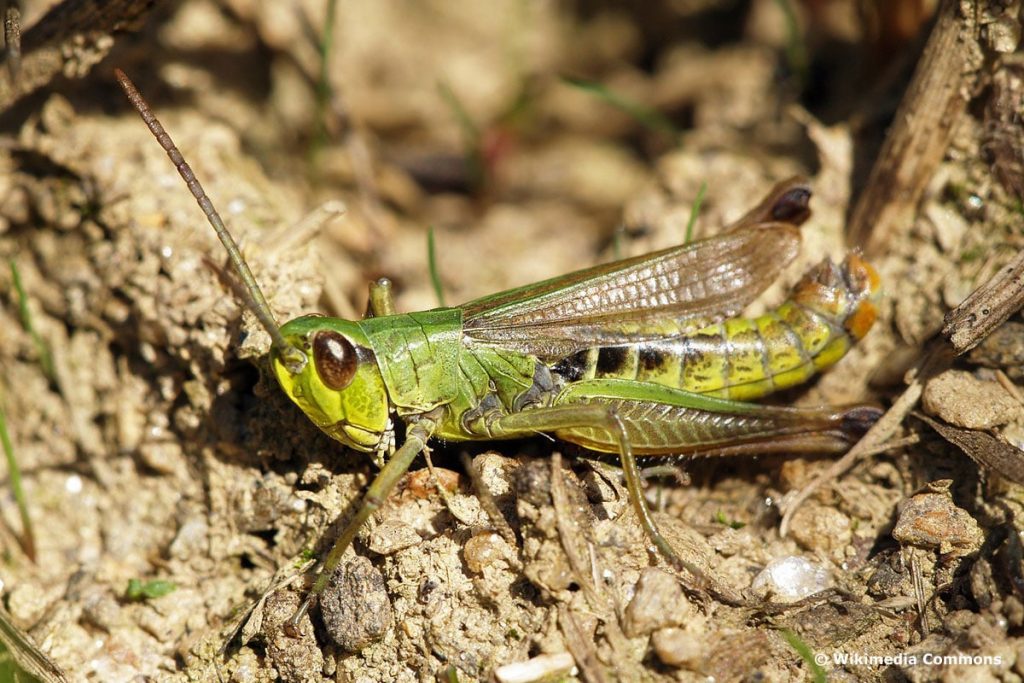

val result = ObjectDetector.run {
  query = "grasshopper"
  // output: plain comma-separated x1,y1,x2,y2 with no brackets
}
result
115,70,880,627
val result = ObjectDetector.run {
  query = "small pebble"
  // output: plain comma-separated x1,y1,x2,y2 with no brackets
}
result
788,503,852,557
926,203,968,253
580,467,618,503
987,16,1021,52
892,481,983,557
65,474,83,494
708,526,756,557
493,652,576,683
169,516,209,560
651,626,704,669
472,452,519,499
967,321,1024,380
81,590,123,631
624,568,691,637
579,466,625,520
366,518,422,556
463,531,508,574
321,556,394,652
750,556,830,602
922,370,1021,430
6,582,47,623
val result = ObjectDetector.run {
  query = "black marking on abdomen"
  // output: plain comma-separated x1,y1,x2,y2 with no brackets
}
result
639,346,668,371
552,350,590,382
596,346,629,375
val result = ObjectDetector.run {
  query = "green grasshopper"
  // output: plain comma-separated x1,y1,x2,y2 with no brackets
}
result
115,70,880,626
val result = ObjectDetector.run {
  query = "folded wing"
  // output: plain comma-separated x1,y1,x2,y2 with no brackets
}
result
461,178,810,359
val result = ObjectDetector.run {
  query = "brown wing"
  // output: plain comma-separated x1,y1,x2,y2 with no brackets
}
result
461,178,810,359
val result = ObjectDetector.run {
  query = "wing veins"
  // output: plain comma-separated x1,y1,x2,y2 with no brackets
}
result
460,178,810,359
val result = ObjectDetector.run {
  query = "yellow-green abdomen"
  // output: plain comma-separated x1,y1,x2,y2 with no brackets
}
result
550,254,880,401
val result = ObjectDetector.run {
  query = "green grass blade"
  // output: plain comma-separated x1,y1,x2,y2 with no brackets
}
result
561,75,679,143
9,261,54,383
772,0,808,88
310,0,339,163
437,81,485,190
437,81,480,141
426,226,446,308
684,181,707,244
779,628,826,683
0,407,34,561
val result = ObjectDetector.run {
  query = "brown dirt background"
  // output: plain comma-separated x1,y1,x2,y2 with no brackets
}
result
1,1,1023,681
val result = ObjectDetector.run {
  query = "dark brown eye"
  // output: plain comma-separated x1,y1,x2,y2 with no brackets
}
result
313,331,357,390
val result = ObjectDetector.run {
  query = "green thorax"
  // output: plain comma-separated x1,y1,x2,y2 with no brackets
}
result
357,310,539,433
355,309,463,413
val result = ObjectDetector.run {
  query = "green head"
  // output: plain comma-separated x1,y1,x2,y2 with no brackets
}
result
270,316,391,454
114,72,389,456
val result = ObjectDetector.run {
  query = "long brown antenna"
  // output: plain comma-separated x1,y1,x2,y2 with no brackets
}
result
115,68,306,371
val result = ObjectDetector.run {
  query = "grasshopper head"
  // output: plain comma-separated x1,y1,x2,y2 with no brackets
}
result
114,73,388,456
271,315,391,454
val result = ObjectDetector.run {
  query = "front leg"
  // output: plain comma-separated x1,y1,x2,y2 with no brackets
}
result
287,419,433,630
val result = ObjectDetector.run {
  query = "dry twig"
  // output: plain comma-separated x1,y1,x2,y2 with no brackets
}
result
847,0,982,255
943,248,1024,354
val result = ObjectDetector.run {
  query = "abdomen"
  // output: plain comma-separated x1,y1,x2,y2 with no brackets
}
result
550,254,880,402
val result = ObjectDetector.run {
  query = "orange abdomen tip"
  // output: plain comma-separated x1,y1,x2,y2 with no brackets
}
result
845,252,882,297
844,299,878,340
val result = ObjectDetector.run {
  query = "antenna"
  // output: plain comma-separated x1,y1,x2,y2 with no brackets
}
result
114,69,306,372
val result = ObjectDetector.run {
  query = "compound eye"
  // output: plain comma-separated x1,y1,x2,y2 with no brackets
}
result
312,331,357,390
